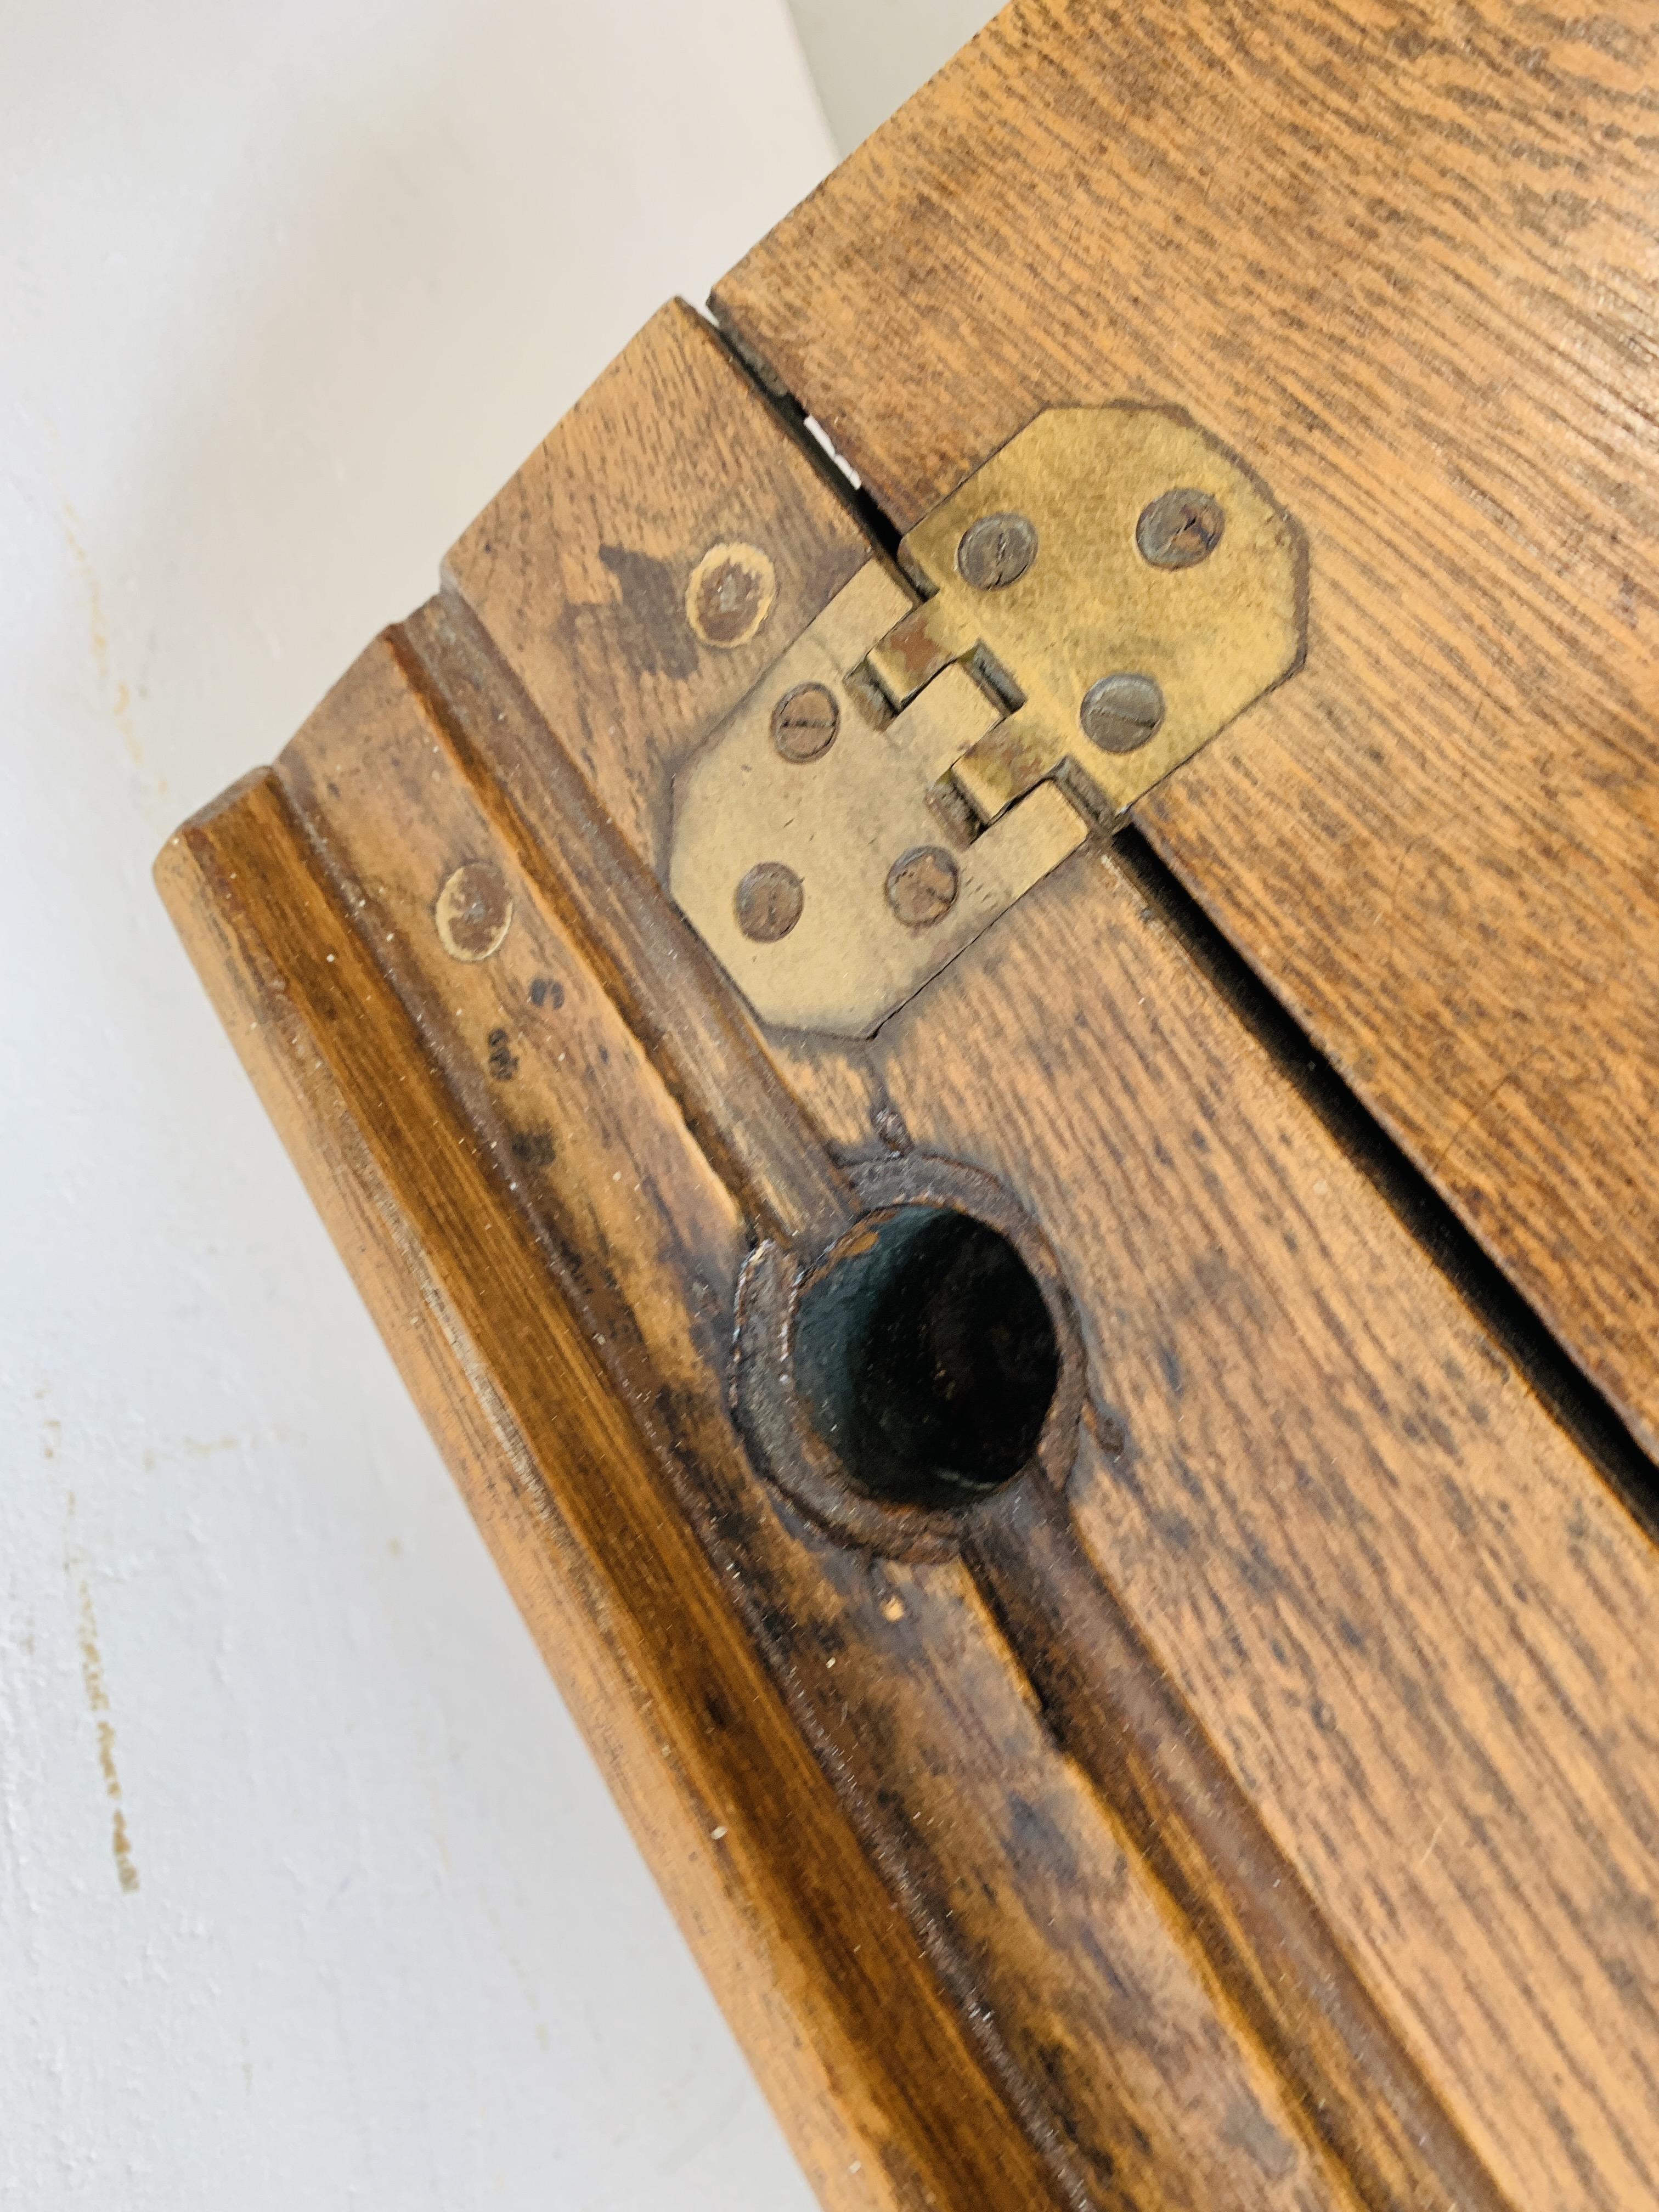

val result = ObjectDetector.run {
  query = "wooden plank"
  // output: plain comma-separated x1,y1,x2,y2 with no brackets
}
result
866,847,1659,2211
158,163,1659,2204
710,0,1659,1457
439,299,1659,2205
152,776,895,2212
159,764,1096,2212
966,1478,1508,2212
155,310,1380,2211
442,297,868,883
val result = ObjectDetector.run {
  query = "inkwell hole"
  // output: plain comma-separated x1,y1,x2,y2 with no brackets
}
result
793,1206,1060,1509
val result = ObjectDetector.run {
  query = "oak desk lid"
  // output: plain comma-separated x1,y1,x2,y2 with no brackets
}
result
716,0,1659,1459
156,7,1659,2210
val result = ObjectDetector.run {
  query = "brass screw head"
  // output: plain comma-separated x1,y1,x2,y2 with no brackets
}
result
771,681,840,762
885,846,960,928
686,540,777,647
735,860,804,942
435,861,514,961
956,511,1038,590
1080,672,1166,753
1136,487,1225,568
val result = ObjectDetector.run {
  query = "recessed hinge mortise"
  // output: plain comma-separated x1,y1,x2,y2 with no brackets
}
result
670,405,1306,1037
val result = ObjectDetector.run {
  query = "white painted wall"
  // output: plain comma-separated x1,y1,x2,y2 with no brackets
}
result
783,0,1001,152
0,3,840,2204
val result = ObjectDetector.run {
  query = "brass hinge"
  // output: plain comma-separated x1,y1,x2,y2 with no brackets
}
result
670,405,1304,1037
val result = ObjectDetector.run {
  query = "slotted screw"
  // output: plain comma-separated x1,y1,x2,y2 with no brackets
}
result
772,682,840,762
886,847,960,928
735,861,804,942
1080,672,1166,753
956,511,1038,590
1136,488,1224,569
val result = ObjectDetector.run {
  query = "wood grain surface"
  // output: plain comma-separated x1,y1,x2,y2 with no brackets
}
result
712,0,1659,1461
157,309,1393,2211
870,847,1659,2211
507,313,1659,2207
438,303,1659,2207
157,122,1659,2207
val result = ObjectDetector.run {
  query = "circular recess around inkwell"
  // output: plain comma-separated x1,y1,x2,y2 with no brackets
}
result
734,1157,1086,1559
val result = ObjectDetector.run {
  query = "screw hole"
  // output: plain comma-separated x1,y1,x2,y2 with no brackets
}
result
685,540,776,648
794,1205,1060,1508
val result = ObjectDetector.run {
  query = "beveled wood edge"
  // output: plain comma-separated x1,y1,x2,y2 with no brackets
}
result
399,590,859,1256
404,585,1511,2212
155,753,1090,2212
